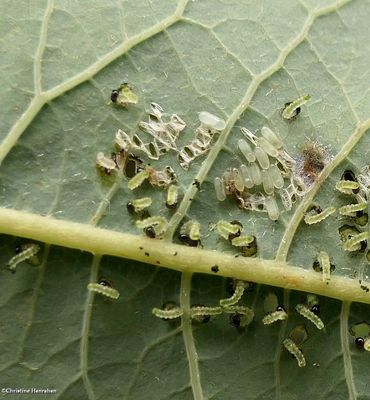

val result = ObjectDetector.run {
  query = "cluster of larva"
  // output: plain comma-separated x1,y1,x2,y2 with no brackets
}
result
335,168,369,260
260,293,324,367
216,220,257,257
153,280,254,329
6,243,41,273
262,292,324,330
214,125,308,221
349,321,370,352
303,167,370,286
178,112,226,170
153,288,324,367
87,279,120,300
126,165,180,238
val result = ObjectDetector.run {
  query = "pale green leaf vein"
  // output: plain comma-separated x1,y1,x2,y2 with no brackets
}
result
80,255,100,400
340,301,357,400
33,0,54,95
180,272,204,400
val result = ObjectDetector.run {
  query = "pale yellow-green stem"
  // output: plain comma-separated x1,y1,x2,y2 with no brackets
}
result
1,208,370,305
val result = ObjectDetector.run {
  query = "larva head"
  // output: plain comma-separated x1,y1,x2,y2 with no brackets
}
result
349,322,370,350
111,83,138,107
355,337,365,350
144,226,156,238
126,202,135,214
110,90,119,102
341,170,356,181
229,312,252,329
178,234,199,247
99,279,113,288
307,294,320,315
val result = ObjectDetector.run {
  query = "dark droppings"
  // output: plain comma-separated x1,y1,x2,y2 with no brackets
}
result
192,179,201,190
360,285,369,293
211,265,219,273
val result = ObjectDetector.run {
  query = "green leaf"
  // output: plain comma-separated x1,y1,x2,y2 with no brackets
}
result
1,0,370,399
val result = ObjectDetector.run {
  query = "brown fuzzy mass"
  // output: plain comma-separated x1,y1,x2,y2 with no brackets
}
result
302,143,325,180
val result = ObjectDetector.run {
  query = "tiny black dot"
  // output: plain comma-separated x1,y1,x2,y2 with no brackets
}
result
111,89,119,102
145,252,150,256
211,265,219,273
139,246,143,250
173,252,178,256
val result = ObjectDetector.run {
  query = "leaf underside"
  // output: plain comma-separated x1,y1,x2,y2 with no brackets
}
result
1,0,370,399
